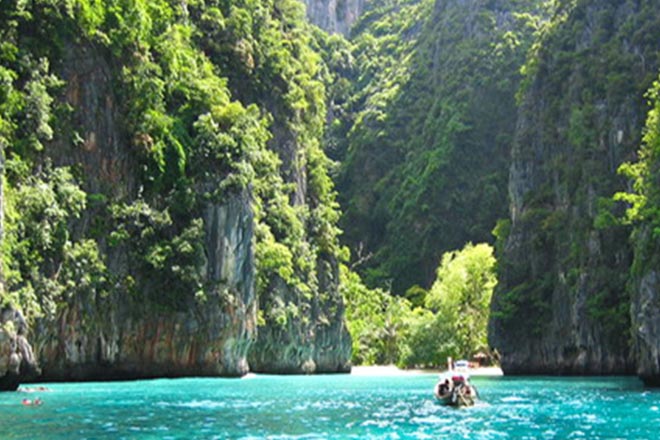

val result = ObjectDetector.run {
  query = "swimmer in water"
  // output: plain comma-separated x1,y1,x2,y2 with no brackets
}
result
21,397,43,406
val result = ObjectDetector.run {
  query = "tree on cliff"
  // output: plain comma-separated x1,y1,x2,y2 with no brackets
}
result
617,78,660,230
490,0,660,375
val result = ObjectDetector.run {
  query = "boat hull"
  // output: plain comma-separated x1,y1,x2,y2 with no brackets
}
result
434,381,477,407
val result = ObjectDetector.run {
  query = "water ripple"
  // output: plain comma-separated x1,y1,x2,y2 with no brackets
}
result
1,375,656,439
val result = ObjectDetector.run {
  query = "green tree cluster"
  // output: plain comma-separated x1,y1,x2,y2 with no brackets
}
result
425,243,496,358
342,243,496,368
617,79,660,232
616,76,660,288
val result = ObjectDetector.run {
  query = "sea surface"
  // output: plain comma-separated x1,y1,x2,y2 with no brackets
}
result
1,373,659,439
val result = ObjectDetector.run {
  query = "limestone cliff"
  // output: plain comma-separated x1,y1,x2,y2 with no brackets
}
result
0,0,351,387
0,122,37,390
630,229,660,385
244,88,351,374
304,0,366,34
490,0,660,375
28,40,257,380
250,256,351,374
0,308,40,391
623,80,660,386
33,194,257,380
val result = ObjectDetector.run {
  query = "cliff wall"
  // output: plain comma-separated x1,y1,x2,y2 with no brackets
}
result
188,0,352,374
336,0,537,292
0,19,38,391
0,0,351,386
0,308,39,390
619,79,660,385
490,0,660,375
304,0,366,34
630,230,660,385
32,38,257,380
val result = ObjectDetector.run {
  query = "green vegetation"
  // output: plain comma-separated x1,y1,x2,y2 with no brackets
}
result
343,243,496,368
616,76,660,287
334,0,541,294
617,79,660,231
0,0,344,369
425,243,496,358
2,162,102,318
5,0,660,375
492,0,660,352
340,266,412,365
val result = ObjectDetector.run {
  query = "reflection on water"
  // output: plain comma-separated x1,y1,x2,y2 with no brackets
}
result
0,374,658,439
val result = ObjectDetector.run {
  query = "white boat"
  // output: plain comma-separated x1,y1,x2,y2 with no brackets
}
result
454,359,470,371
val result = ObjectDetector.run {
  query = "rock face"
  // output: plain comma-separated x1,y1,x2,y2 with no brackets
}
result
0,128,37,389
303,0,365,35
632,265,660,385
33,194,257,380
490,0,660,375
248,83,352,375
250,256,351,374
1,2,352,385
0,308,40,391
22,41,258,381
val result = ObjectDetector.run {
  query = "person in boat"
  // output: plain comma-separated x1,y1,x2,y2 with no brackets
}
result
438,378,452,396
450,374,473,404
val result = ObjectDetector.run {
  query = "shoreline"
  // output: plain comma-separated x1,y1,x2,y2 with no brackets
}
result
350,365,503,377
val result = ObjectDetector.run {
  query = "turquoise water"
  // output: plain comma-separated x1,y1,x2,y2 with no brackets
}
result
1,374,659,439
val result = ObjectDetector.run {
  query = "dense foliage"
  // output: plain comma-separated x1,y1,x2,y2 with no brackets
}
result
343,243,496,368
617,79,660,232
7,0,660,375
333,0,541,294
616,76,660,288
425,243,496,358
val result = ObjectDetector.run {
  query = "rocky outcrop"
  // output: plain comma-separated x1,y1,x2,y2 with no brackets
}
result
0,308,40,390
623,52,660,387
633,268,660,385
490,0,660,375
33,193,256,380
51,42,135,198
1,4,351,384
0,125,34,390
303,0,365,35
629,224,660,386
18,40,258,381
250,256,351,374
248,97,352,375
